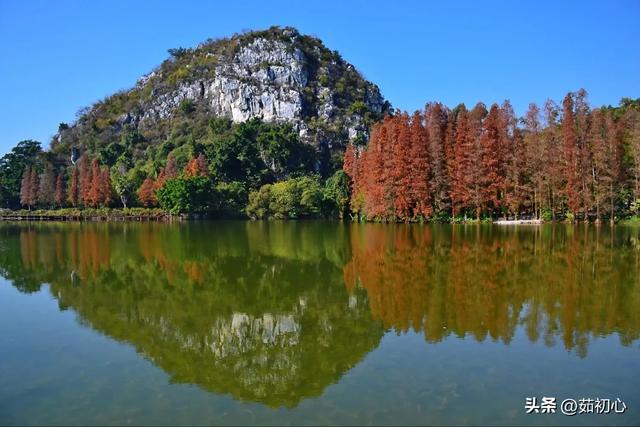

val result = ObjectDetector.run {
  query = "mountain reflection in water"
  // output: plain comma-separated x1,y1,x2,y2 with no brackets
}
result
0,221,638,408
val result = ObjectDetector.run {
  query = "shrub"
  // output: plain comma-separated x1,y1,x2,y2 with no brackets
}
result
246,176,324,220
213,181,247,217
246,184,272,219
156,176,211,214
180,99,195,115
322,170,349,219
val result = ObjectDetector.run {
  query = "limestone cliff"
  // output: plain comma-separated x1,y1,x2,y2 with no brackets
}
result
53,27,390,163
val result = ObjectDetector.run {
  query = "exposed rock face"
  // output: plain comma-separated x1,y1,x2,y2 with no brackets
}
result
209,311,301,358
138,31,386,145
141,38,310,123
128,292,379,407
58,26,389,158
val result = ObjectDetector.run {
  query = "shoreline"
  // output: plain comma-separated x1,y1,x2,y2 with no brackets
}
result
493,219,543,225
0,208,172,222
1,210,637,225
0,215,170,222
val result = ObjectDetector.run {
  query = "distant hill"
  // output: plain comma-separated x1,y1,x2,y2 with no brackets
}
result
51,26,390,174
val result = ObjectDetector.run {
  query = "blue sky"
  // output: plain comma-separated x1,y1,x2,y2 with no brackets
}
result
0,0,638,155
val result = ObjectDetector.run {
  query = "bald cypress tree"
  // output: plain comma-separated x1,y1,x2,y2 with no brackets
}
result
479,104,503,217
562,94,580,219
468,103,487,219
19,166,32,210
363,121,390,219
78,155,92,207
523,103,544,219
87,159,102,207
450,107,471,218
409,110,431,219
392,113,413,220
54,172,65,208
28,167,39,209
67,167,79,207
137,177,157,207
99,167,113,207
38,163,55,208
426,103,449,214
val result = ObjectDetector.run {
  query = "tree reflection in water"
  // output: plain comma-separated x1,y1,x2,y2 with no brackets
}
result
344,224,640,357
0,221,638,407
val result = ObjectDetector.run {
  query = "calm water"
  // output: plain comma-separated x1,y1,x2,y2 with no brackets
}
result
0,221,638,426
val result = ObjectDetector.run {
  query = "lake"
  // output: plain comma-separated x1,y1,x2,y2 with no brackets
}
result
0,221,638,426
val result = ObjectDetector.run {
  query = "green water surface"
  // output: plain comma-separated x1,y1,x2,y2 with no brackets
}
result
0,222,638,425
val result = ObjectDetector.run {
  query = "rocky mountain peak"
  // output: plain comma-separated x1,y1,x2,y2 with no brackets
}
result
56,26,390,161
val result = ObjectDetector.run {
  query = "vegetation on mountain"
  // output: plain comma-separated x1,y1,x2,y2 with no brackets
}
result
45,26,386,179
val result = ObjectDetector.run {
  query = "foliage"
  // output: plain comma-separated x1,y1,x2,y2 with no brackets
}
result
183,153,208,178
111,162,134,208
246,176,325,219
207,118,318,188
255,122,317,179
212,181,247,217
345,91,640,223
621,215,640,224
37,163,56,207
54,173,65,208
180,99,195,115
0,140,43,208
156,176,212,214
137,177,157,207
20,166,38,209
322,170,350,219
207,119,271,187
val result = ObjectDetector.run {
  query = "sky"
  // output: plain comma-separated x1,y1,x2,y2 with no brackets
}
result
0,0,639,155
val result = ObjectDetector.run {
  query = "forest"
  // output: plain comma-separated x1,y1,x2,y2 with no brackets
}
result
345,91,640,223
1,90,639,222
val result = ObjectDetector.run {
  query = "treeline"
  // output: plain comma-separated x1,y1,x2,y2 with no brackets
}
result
344,91,640,222
2,118,348,217
3,91,640,222
20,157,112,209
18,152,214,214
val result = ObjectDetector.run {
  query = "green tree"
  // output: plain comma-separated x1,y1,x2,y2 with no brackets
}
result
111,162,134,208
213,181,247,217
256,123,317,179
246,184,272,219
207,119,270,188
156,176,212,214
246,176,324,219
323,170,350,219
0,140,43,208
298,176,324,217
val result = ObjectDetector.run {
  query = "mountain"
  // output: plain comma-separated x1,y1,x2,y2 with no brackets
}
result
50,26,390,174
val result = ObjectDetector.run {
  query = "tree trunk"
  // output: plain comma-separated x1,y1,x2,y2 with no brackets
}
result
610,183,615,225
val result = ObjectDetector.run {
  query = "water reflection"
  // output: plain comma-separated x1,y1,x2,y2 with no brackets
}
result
344,224,640,357
0,222,381,408
0,222,638,407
